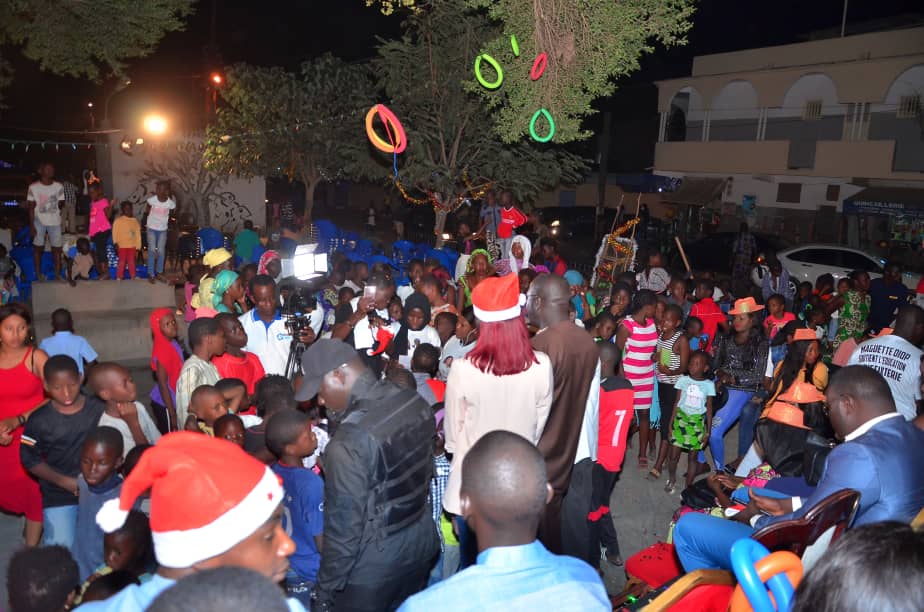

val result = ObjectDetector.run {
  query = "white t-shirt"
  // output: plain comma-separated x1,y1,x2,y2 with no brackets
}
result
146,195,176,231
397,325,442,368
27,181,64,226
98,403,162,457
847,334,923,420
348,296,399,350
637,267,671,294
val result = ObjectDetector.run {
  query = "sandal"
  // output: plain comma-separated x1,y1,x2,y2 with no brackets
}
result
645,468,661,482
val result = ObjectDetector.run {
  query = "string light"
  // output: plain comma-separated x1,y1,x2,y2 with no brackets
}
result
394,170,493,210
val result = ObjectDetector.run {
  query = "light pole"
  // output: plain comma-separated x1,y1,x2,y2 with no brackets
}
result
102,79,132,128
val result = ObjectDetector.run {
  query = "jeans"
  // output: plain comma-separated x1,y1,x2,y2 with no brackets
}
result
43,504,78,547
147,228,167,275
673,511,754,571
698,389,754,470
738,398,762,457
427,546,460,586
498,236,513,261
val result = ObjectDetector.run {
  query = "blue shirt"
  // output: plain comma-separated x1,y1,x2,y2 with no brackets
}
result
39,331,98,375
271,462,324,582
76,574,308,611
398,541,609,612
72,474,123,580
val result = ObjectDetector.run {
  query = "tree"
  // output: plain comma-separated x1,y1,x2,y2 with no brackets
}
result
366,0,696,143
204,55,375,222
0,0,195,104
141,141,228,227
355,0,585,237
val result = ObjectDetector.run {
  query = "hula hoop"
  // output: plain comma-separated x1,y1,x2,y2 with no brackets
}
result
474,54,504,90
729,539,802,612
530,52,548,81
529,108,555,143
365,104,407,154
510,35,520,57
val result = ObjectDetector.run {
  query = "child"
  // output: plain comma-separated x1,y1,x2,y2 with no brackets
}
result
145,180,176,283
39,308,99,378
496,190,527,260
192,248,233,310
79,571,140,604
112,201,141,280
387,295,403,323
7,545,79,612
0,243,19,302
89,363,162,455
518,268,537,296
67,238,96,287
175,317,225,426
183,264,206,323
71,426,125,580
418,274,459,325
245,374,297,465
149,308,184,434
20,355,106,547
667,277,692,322
428,406,458,583
80,510,153,599
689,279,728,353
828,277,852,344
266,410,324,607
211,313,266,402
389,292,441,368
591,312,618,343
240,262,258,308
185,384,229,435
684,316,708,352
761,260,794,308
302,404,329,472
87,181,113,278
568,301,584,328
215,377,247,415
793,281,813,320
764,293,797,366
649,304,690,482
214,413,246,448
590,342,634,566
337,286,356,308
667,351,715,492
433,311,458,347
411,343,445,406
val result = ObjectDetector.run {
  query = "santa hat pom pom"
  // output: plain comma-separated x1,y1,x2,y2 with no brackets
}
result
96,499,130,533
518,293,527,307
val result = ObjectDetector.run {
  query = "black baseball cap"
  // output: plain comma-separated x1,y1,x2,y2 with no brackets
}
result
295,338,359,401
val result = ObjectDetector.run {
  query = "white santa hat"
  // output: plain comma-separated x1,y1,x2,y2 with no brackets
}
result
472,273,526,323
96,432,283,569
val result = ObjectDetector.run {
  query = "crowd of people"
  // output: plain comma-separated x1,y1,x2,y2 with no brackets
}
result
2,175,924,611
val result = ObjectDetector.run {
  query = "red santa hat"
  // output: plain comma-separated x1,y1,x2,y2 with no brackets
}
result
96,432,283,569
472,273,526,323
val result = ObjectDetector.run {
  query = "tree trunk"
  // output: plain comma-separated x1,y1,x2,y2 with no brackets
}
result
304,180,317,223
433,193,450,248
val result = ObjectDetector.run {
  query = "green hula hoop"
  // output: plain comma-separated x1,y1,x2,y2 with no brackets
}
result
529,108,555,143
510,35,520,57
474,54,504,90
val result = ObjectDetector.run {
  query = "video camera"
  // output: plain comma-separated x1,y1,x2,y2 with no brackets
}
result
281,284,318,341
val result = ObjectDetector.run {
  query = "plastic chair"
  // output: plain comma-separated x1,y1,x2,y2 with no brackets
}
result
392,240,416,268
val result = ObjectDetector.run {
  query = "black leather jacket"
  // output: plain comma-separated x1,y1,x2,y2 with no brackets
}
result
712,327,770,391
315,371,439,604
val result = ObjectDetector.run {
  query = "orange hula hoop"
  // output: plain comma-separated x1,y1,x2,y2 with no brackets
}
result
365,104,407,154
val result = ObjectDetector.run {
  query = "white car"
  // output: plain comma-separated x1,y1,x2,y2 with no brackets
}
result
777,244,920,292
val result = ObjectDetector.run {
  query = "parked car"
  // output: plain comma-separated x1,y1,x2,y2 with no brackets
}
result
777,244,921,292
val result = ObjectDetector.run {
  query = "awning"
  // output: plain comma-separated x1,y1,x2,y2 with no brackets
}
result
843,187,924,218
659,177,725,206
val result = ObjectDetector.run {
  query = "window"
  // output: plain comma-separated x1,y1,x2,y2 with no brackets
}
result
803,99,823,121
898,95,921,119
776,183,802,204
825,185,840,201
787,249,842,267
839,250,882,272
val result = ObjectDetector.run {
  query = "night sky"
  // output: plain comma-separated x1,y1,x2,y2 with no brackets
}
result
0,0,920,168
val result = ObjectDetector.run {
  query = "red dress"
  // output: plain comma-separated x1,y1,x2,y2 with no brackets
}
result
0,348,44,521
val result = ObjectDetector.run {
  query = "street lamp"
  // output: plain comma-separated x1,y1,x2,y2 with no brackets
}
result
143,114,168,136
102,78,132,128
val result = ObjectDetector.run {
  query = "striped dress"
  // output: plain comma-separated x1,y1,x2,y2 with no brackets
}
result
621,317,659,411
655,330,683,386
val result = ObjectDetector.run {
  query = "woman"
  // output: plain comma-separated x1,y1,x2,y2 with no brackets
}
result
608,282,633,322
258,249,282,282
826,269,871,351
0,303,49,546
444,273,553,565
766,328,828,406
192,247,233,310
495,235,532,276
389,292,441,368
439,307,478,381
614,289,659,467
707,297,770,471
212,270,247,314
456,249,494,311
564,269,597,324
150,308,184,433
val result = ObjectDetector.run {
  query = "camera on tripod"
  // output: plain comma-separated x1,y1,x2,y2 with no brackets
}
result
282,286,318,340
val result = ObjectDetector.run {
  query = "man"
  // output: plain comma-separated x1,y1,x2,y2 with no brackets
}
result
867,262,909,331
673,366,924,571
527,274,600,553
78,432,305,611
399,431,609,611
234,220,261,263
296,339,439,611
848,304,924,420
331,273,399,358
539,238,567,276
240,275,321,376
27,161,65,282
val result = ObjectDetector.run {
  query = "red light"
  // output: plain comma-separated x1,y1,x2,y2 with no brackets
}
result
210,73,223,85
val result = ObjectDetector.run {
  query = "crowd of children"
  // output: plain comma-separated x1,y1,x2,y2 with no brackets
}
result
3,200,924,612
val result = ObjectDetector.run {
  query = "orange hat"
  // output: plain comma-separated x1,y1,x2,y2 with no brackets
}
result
778,381,826,404
874,327,893,337
728,297,764,315
472,274,525,322
764,402,810,429
96,432,283,568
792,328,817,342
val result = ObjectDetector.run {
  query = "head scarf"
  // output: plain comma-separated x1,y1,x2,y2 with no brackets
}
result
465,248,493,275
392,292,432,356
149,308,183,392
212,270,240,311
509,235,532,273
564,269,596,320
563,269,584,287
258,250,280,276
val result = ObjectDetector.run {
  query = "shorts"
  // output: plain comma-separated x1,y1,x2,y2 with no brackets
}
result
34,219,63,248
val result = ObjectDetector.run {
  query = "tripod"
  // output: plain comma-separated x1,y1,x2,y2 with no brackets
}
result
284,336,308,382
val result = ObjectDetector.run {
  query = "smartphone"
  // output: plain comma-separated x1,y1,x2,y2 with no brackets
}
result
363,285,376,301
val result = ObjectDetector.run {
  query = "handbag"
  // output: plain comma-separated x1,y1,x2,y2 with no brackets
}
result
802,432,836,486
680,478,718,510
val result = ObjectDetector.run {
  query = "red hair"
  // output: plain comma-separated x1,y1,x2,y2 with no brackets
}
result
467,317,538,376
